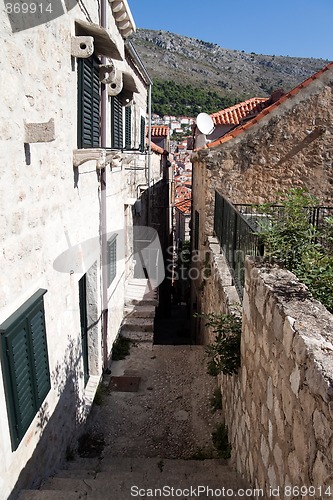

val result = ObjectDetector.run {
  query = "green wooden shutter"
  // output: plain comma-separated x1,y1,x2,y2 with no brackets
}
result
125,106,132,149
111,95,123,149
28,300,50,406
78,57,100,149
107,236,117,287
0,289,50,450
79,275,89,386
3,321,36,448
140,116,145,152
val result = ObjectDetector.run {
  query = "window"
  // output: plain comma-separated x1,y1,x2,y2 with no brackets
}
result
107,235,117,287
124,106,132,149
0,290,50,450
111,94,123,149
140,116,146,152
77,56,100,148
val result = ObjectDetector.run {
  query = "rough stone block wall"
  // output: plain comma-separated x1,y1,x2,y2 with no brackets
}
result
204,247,333,499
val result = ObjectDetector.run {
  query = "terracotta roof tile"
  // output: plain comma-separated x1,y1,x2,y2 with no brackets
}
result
175,198,191,215
150,142,164,154
210,97,269,126
207,61,333,149
151,125,170,137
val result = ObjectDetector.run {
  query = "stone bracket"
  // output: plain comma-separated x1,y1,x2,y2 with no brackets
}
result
24,119,55,143
73,149,122,169
99,63,116,84
71,36,94,58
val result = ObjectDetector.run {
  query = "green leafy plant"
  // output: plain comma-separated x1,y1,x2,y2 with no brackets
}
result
112,336,132,361
195,312,241,376
257,188,333,313
188,448,214,460
94,383,108,406
157,460,164,472
212,424,231,459
210,388,223,413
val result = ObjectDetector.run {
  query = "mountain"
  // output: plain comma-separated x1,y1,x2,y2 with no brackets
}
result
129,29,329,102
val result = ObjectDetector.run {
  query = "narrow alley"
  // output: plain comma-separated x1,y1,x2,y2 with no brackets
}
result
18,281,253,499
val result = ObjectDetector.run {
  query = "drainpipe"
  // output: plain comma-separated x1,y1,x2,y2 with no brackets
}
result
100,0,109,373
147,82,152,226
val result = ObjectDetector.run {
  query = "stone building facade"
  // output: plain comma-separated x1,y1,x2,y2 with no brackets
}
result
0,1,163,497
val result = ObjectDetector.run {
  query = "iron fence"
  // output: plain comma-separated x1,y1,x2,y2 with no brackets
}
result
213,192,333,299
214,192,263,298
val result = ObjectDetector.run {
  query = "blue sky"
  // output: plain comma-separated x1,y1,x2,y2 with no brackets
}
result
128,0,332,61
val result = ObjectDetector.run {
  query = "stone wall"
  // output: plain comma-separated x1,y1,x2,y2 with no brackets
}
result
205,246,333,498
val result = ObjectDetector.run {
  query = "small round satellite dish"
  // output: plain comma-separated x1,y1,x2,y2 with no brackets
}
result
196,113,214,135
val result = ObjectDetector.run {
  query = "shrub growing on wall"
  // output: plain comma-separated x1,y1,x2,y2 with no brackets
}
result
196,313,242,376
257,188,333,313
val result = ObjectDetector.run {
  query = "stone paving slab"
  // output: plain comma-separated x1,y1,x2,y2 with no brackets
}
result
86,344,221,460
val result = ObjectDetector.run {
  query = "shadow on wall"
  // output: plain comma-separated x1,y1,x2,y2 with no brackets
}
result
8,337,86,500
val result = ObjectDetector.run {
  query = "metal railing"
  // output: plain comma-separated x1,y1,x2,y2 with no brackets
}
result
214,192,263,298
213,192,333,299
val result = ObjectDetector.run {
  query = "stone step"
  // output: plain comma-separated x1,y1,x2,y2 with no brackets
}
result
97,457,228,474
120,329,154,342
19,458,253,499
18,491,86,500
124,305,156,318
50,469,97,479
63,458,101,470
121,317,154,332
125,297,158,307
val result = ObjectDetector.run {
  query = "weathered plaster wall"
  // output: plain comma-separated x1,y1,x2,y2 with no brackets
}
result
205,246,333,499
0,0,155,497
193,66,333,236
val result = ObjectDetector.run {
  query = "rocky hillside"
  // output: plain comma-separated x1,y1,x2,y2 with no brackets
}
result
130,29,329,100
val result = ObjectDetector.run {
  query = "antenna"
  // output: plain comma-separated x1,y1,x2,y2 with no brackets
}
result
196,113,214,135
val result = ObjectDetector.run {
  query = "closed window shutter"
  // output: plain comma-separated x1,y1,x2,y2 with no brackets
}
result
78,57,100,149
107,236,117,287
125,106,132,149
140,116,145,152
3,322,36,447
0,290,50,450
28,301,50,406
111,95,123,149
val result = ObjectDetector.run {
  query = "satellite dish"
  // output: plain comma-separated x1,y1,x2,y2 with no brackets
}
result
196,113,214,135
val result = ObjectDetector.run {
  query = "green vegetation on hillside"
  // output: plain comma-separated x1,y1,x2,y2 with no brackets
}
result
152,79,242,117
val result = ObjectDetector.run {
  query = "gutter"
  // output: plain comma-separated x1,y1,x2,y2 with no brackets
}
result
100,0,110,373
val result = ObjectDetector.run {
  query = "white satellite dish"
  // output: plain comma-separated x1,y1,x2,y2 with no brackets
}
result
196,112,214,135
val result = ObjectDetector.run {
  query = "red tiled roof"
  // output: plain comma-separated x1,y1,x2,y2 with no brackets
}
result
175,198,191,215
210,97,269,126
151,125,170,137
207,61,333,149
175,185,192,199
150,142,164,154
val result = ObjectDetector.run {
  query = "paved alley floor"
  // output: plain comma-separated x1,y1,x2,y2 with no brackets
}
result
85,343,222,459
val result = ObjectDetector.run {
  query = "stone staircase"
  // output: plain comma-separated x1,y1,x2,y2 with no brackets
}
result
120,279,158,343
18,456,253,499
